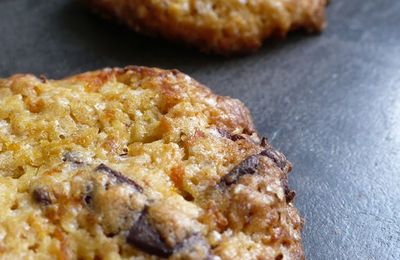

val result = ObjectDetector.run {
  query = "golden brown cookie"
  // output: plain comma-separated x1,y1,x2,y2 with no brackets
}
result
83,0,327,55
0,67,303,259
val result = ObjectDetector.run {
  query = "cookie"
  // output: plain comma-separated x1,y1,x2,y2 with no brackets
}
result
0,66,303,259
83,0,327,55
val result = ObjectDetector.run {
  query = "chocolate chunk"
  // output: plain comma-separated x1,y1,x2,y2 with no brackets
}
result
84,194,93,205
217,128,244,141
230,134,245,141
260,137,268,147
32,188,52,206
127,208,172,257
285,189,296,203
281,177,296,203
95,163,143,192
219,155,259,187
260,148,287,170
62,152,84,165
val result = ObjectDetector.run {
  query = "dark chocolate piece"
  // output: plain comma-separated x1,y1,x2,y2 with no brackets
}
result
281,177,296,203
95,163,143,192
230,134,245,141
260,137,269,147
84,194,93,205
32,188,52,206
83,184,93,205
219,155,259,187
260,148,287,170
127,208,172,257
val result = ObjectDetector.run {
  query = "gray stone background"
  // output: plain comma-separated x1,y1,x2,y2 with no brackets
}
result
0,1,399,259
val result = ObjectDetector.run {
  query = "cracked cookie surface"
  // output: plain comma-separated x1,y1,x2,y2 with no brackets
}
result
0,67,303,259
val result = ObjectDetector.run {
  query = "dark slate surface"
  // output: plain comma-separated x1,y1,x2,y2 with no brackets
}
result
0,0,399,259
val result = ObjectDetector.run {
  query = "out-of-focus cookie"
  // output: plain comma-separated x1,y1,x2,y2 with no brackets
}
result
83,0,327,55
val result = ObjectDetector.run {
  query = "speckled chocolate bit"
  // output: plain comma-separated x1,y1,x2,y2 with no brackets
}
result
84,194,93,205
230,134,245,141
127,208,172,257
219,155,259,187
39,74,47,83
119,148,128,156
83,184,93,205
62,152,84,165
281,177,296,203
32,188,52,206
260,148,287,170
95,163,143,192
217,128,245,141
260,137,269,147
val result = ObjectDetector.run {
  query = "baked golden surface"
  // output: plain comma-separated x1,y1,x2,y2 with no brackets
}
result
83,0,327,54
0,67,303,259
